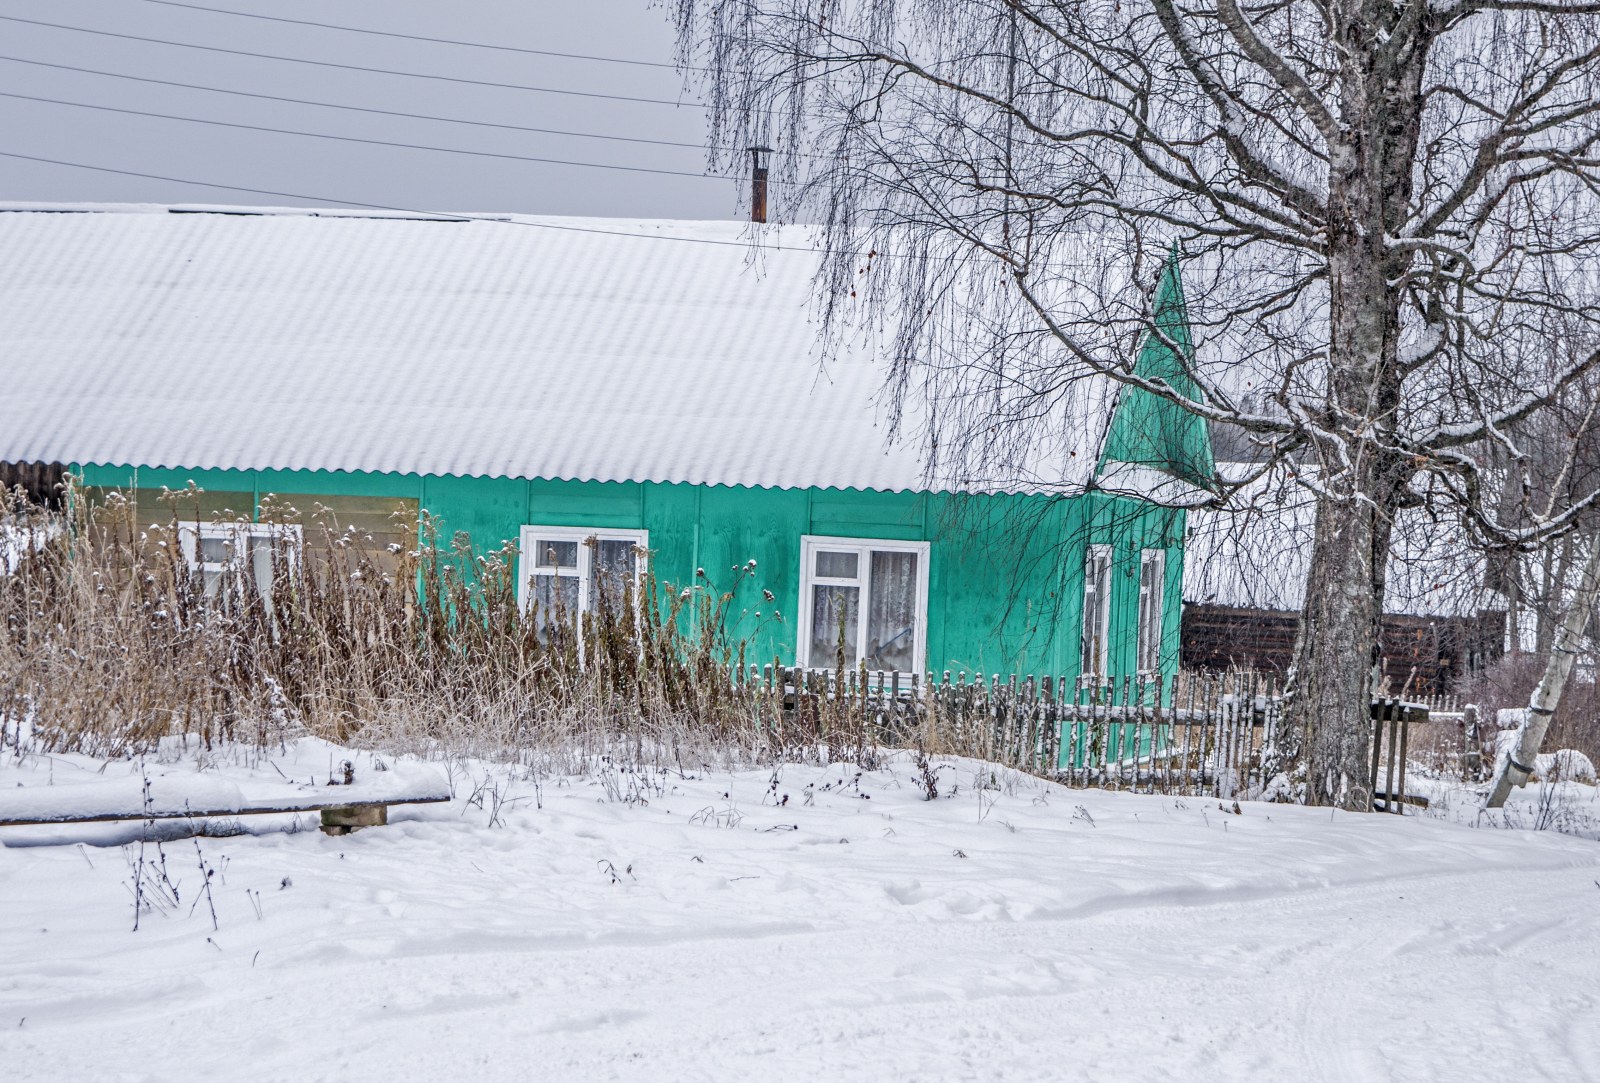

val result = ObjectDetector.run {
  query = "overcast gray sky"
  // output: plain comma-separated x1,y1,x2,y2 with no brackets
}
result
0,0,740,219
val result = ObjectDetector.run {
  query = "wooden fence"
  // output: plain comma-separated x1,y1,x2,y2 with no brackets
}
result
733,666,1431,807
736,666,1293,799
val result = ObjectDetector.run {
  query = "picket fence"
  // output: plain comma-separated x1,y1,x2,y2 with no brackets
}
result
733,666,1290,799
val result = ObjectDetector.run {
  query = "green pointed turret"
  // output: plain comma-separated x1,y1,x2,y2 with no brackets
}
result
1098,246,1217,490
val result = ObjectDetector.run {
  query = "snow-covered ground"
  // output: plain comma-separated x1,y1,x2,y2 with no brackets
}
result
3,739,1599,1082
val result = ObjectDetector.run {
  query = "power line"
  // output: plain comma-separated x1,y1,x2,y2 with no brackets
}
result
0,14,705,108
141,0,688,71
0,90,728,179
0,53,709,152
0,148,809,250
0,151,995,264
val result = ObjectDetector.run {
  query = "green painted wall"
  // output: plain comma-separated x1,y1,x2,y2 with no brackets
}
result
76,463,1185,686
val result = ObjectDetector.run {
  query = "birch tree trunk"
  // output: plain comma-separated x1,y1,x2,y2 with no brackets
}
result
1485,536,1600,808
1279,12,1424,809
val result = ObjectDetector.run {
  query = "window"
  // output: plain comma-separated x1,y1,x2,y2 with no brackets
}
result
1136,549,1166,674
1081,545,1113,679
179,522,301,612
517,526,648,633
797,536,929,673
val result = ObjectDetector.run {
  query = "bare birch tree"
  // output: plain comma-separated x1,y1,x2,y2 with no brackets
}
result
1487,531,1600,807
672,0,1600,808
1488,360,1600,659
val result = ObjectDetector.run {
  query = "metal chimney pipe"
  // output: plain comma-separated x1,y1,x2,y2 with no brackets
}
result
748,146,772,223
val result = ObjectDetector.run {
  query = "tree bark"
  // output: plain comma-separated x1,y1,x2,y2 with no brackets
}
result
1283,487,1386,807
1281,184,1403,808
1277,4,1433,808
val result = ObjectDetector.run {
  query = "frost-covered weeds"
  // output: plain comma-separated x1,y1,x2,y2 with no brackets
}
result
0,484,914,773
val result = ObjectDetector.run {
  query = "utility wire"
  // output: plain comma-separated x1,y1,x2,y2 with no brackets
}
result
141,0,690,71
0,14,705,108
0,53,708,151
0,149,979,267
0,90,728,179
0,148,814,251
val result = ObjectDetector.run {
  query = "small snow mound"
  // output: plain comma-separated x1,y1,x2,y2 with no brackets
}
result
1533,750,1598,785
1495,708,1526,730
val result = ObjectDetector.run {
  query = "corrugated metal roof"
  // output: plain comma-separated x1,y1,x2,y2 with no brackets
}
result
0,203,1116,493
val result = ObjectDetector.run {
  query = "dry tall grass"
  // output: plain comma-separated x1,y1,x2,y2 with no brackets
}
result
0,483,890,768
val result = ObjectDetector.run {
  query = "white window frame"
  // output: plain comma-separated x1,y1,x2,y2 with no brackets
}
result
1136,548,1166,675
1081,544,1114,681
178,522,302,603
796,534,930,674
516,525,649,619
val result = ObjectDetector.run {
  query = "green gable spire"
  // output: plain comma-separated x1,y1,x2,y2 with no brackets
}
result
1097,244,1217,490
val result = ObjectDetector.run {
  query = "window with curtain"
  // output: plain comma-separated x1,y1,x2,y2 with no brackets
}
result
1081,545,1113,679
179,522,301,615
799,536,928,673
1136,549,1166,674
518,527,647,635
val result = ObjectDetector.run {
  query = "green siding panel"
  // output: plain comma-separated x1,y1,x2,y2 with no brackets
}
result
640,483,700,590
809,488,925,540
101,465,255,497
77,463,136,489
257,469,421,501
528,478,643,528
925,493,1070,677
425,474,529,553
693,485,809,665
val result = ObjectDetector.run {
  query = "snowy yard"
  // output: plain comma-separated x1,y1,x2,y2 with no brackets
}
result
3,742,1599,1082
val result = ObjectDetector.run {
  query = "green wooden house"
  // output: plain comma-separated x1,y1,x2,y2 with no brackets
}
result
0,203,1213,686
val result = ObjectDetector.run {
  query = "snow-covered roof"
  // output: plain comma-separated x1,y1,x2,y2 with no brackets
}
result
1183,472,1501,618
0,203,1130,494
